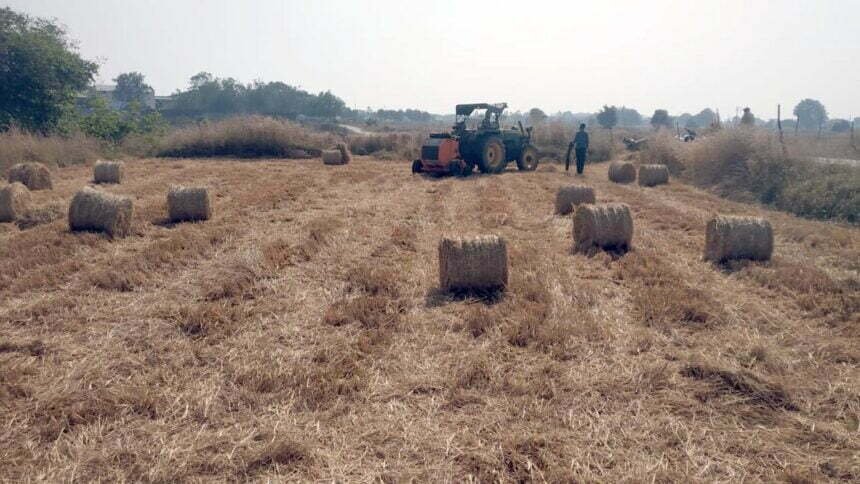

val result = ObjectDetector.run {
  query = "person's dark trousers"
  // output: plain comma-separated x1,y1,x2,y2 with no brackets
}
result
575,148,587,174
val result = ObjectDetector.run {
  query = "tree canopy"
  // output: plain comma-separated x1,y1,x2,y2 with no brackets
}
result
793,99,828,130
0,7,98,132
113,72,154,105
596,105,618,130
167,73,347,120
650,109,672,129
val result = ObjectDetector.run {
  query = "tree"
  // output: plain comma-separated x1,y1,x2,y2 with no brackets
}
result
650,109,672,129
113,72,153,105
617,106,643,127
690,108,716,128
793,99,828,130
740,107,755,126
0,7,98,132
830,119,851,133
596,105,618,130
528,107,547,125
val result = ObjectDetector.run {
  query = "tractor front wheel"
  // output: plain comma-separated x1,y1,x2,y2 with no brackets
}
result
412,159,423,174
478,137,506,174
517,145,539,171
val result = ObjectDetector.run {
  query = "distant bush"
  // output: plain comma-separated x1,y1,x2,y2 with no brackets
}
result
0,128,102,173
639,130,686,174
679,128,859,222
348,133,421,160
157,116,335,158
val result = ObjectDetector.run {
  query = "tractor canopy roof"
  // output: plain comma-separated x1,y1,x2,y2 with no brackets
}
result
455,103,508,116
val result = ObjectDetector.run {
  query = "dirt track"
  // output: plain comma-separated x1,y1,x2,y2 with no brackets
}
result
1,157,858,482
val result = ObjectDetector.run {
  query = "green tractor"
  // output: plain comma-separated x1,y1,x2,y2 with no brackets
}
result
412,103,539,176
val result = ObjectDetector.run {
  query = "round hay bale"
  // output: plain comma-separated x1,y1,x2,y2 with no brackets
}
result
704,215,773,262
93,160,124,184
336,142,352,163
573,203,633,252
8,162,52,190
68,187,133,238
555,185,596,215
439,235,508,292
167,186,211,223
0,182,32,223
608,161,636,184
322,149,347,165
638,164,669,187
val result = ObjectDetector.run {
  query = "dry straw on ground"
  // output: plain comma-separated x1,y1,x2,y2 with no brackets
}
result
554,185,596,215
7,162,52,190
93,160,124,184
439,235,508,292
167,186,212,223
638,164,669,187
704,215,773,262
608,161,636,183
573,203,633,252
68,186,133,238
0,182,32,222
322,150,347,165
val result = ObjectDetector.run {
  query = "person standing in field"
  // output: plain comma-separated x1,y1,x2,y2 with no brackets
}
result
567,123,590,174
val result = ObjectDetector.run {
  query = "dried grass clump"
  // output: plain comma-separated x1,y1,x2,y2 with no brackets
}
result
7,162,52,190
608,161,636,183
638,164,669,187
0,128,101,173
0,182,32,222
93,160,124,184
167,186,212,223
573,203,633,252
439,235,508,293
68,187,133,238
640,130,686,174
322,149,347,165
704,215,773,262
554,185,595,215
157,116,332,158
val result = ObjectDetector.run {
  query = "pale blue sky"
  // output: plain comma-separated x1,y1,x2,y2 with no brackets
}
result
5,0,859,118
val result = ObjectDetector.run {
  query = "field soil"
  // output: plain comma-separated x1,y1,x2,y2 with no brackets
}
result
1,157,858,482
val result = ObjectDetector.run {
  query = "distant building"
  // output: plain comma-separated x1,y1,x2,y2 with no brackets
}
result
77,84,157,110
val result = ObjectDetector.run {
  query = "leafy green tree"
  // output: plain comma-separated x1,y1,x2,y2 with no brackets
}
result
0,7,98,132
830,119,851,133
617,106,643,126
740,107,756,126
596,105,618,130
793,99,828,130
650,109,672,129
113,72,153,105
528,107,548,125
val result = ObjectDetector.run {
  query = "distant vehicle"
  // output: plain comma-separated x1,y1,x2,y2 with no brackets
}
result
412,103,539,176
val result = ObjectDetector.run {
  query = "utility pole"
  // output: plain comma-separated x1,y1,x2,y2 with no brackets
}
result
777,104,787,157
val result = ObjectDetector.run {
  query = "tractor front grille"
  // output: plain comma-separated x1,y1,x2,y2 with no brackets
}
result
421,145,439,161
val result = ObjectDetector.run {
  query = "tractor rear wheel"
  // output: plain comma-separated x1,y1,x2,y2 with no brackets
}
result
478,137,506,174
517,145,539,171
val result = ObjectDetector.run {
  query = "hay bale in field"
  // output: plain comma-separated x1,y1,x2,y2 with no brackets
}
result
322,149,348,165
93,160,124,184
336,142,352,163
68,187,133,237
167,186,211,223
8,162,52,190
439,235,508,292
555,185,596,215
0,182,32,222
573,203,633,252
638,164,669,187
608,161,636,184
704,215,773,262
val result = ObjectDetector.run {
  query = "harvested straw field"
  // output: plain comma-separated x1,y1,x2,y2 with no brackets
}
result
0,156,857,482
